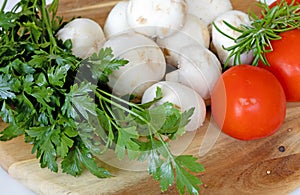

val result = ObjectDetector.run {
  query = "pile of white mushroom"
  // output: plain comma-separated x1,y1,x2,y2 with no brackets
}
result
56,0,254,132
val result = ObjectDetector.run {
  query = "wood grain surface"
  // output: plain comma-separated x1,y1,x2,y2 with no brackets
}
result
1,0,300,194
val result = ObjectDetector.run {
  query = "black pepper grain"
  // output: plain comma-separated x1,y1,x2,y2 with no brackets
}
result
278,145,286,152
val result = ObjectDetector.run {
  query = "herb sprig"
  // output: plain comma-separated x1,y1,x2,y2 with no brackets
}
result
0,0,204,194
214,0,300,66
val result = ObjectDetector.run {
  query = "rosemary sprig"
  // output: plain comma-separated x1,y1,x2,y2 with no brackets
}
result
217,0,300,66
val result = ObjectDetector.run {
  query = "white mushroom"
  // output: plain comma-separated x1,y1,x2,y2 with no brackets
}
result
103,32,166,97
126,0,187,38
156,14,210,66
212,10,253,66
56,18,106,59
141,81,206,131
185,0,232,26
97,81,204,168
166,45,222,102
103,1,133,38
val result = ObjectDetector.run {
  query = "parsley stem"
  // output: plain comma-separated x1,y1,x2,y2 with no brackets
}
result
97,89,144,112
98,97,121,130
40,0,58,54
95,89,176,164
96,90,144,121
97,98,120,149
95,88,174,155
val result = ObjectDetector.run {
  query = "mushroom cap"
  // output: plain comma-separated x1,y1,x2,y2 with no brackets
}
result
104,1,133,38
103,33,166,97
142,81,206,131
166,45,222,101
212,10,253,66
156,14,210,66
185,0,232,26
56,18,106,59
126,0,187,38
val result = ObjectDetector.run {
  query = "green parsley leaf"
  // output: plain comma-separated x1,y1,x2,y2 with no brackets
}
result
48,64,71,87
0,101,15,123
76,144,111,178
61,147,82,176
87,47,128,83
26,125,59,172
158,159,175,192
0,11,17,30
0,75,16,99
0,123,23,141
175,155,205,173
77,122,102,156
174,156,204,195
62,82,97,120
115,126,140,160
62,141,111,178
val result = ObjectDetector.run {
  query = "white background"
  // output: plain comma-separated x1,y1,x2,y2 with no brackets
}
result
0,0,299,195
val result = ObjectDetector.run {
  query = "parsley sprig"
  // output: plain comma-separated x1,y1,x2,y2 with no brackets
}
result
213,0,300,66
0,0,204,194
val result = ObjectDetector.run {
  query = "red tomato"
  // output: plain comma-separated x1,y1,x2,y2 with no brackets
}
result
211,65,286,141
269,0,300,8
258,29,300,102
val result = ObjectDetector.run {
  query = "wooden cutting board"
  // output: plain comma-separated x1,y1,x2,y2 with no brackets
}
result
1,0,300,194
